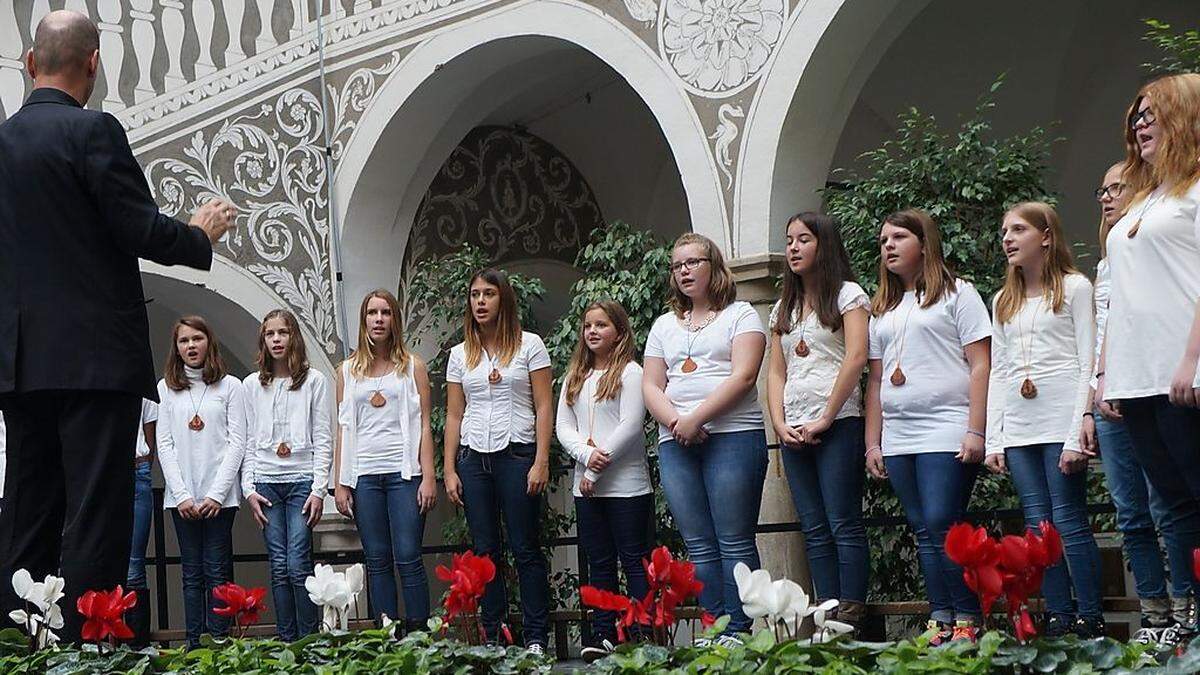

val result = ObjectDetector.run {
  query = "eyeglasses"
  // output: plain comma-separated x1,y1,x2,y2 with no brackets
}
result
1129,107,1156,130
1094,183,1125,201
670,257,710,274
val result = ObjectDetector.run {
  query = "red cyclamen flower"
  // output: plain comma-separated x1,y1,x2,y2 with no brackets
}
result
77,586,137,642
435,551,497,621
212,582,267,626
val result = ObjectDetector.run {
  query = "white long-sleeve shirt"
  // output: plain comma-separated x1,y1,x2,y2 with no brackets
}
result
555,363,652,498
986,273,1094,455
157,369,247,509
241,370,333,499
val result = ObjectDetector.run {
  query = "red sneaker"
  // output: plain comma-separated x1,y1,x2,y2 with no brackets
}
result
950,620,979,644
926,620,954,646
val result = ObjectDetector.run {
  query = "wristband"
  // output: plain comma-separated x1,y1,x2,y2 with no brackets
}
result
1082,411,1094,418
866,445,882,455
1095,371,1105,378
966,429,985,441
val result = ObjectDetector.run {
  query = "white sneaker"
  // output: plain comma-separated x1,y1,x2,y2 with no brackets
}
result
1132,626,1161,646
525,642,545,657
693,637,713,648
580,639,616,663
715,635,744,649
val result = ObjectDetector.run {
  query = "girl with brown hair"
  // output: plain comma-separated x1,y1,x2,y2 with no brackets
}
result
240,309,332,641
983,202,1103,638
333,290,436,631
643,232,767,643
864,209,991,644
555,300,652,661
442,269,553,654
156,315,247,649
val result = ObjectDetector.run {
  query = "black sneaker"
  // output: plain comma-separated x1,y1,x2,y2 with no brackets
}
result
1044,615,1074,639
1073,616,1106,640
580,639,616,663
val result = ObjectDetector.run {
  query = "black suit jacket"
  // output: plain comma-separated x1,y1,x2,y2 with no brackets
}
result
0,87,213,401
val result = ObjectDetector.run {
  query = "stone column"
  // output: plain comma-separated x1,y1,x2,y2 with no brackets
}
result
729,253,810,588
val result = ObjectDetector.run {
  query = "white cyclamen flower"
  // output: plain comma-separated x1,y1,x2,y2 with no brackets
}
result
768,578,810,632
810,599,854,643
11,570,65,629
733,562,775,620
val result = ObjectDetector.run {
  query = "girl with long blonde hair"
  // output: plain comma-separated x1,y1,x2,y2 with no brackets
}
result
864,209,991,645
555,300,652,660
333,290,436,631
442,269,554,653
983,202,1103,638
1098,73,1200,639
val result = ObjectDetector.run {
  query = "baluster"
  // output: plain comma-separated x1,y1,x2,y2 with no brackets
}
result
193,0,217,76
352,0,370,15
63,0,89,15
30,0,52,28
289,0,306,38
96,0,125,111
254,0,277,51
159,0,187,89
222,0,246,62
128,0,157,102
0,0,25,119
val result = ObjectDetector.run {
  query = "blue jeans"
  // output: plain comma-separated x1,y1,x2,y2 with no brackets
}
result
1121,395,1200,609
352,472,430,623
658,429,768,634
127,461,153,589
1005,443,1103,619
575,493,654,644
1097,413,1191,600
257,481,318,641
781,417,868,603
458,443,549,646
884,453,981,623
171,507,235,648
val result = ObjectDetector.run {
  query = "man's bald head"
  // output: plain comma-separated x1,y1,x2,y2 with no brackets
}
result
32,10,99,76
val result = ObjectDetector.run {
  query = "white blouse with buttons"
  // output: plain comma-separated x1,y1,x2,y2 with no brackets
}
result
446,331,552,453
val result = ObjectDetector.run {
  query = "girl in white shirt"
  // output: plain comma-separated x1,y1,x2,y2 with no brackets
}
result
766,212,870,631
442,269,553,653
1098,74,1200,636
333,291,436,631
241,309,333,641
865,209,990,644
156,315,247,649
983,202,1103,638
555,301,651,660
643,233,767,639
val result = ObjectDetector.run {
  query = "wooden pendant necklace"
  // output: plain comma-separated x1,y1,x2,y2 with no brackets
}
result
794,305,813,357
187,382,209,432
486,351,502,385
889,299,919,386
369,373,387,408
1127,189,1166,239
681,309,718,373
1017,299,1041,399
273,379,293,458
586,378,599,448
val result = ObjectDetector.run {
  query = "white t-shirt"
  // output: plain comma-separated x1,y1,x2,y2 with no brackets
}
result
156,370,247,509
986,274,1094,455
1104,180,1200,399
644,301,766,442
769,281,870,426
868,281,991,456
353,370,413,477
135,399,159,459
555,363,652,498
447,332,552,453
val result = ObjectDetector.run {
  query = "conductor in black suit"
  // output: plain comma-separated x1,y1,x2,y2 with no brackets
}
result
0,11,237,641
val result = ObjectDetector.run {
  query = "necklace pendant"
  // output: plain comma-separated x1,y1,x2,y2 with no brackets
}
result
369,390,386,408
1020,378,1038,399
794,339,810,358
488,368,502,384
276,442,292,458
188,414,205,432
681,356,698,373
586,437,596,447
890,366,907,386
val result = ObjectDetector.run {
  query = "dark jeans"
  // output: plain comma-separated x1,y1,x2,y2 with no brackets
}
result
780,417,868,603
1005,443,1103,619
658,429,768,634
575,493,654,643
171,507,235,648
459,443,549,646
257,481,318,641
1120,395,1200,609
884,452,981,623
1096,413,1191,600
127,461,153,589
352,472,429,623
0,391,139,643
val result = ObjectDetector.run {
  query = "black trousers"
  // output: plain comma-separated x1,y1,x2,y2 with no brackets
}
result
0,391,139,643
